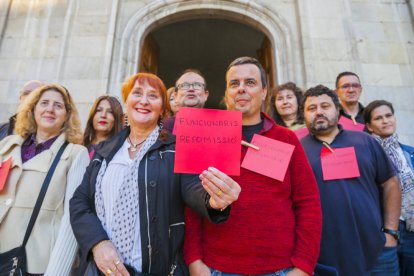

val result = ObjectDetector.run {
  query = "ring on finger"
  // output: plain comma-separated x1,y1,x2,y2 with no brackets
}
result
217,189,223,196
111,265,118,272
114,259,121,266
105,268,113,275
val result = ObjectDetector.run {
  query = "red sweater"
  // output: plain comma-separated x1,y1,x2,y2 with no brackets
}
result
184,114,322,275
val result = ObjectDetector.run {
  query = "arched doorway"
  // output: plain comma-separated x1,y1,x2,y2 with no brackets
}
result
111,1,300,104
139,18,275,109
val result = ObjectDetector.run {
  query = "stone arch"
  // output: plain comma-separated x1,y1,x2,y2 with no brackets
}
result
112,0,297,91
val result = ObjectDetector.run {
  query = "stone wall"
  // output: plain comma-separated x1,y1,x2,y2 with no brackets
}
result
0,0,413,143
0,0,118,123
297,0,414,143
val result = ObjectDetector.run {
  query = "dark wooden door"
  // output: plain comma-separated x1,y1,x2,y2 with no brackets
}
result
139,34,159,74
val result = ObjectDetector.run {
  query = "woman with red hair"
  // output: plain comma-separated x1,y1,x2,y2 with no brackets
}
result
70,73,240,276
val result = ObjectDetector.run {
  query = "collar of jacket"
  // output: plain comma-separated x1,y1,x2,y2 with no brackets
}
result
0,133,70,170
95,127,175,161
261,112,276,132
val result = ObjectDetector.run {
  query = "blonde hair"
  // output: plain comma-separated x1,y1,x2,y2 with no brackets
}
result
15,83,83,144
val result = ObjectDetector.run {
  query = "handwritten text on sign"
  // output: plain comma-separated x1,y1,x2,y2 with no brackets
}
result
241,134,295,181
321,146,360,181
174,107,242,175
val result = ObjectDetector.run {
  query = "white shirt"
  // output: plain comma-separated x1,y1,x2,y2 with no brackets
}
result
100,140,142,271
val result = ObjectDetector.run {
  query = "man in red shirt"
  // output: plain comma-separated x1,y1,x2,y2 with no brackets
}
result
184,57,322,276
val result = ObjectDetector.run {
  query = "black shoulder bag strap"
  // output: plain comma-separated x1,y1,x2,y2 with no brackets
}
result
21,141,69,247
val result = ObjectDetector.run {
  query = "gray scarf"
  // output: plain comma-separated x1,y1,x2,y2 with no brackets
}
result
95,126,160,265
374,133,414,230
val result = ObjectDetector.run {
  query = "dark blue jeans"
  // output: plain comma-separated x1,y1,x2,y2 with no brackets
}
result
398,221,414,276
370,246,399,276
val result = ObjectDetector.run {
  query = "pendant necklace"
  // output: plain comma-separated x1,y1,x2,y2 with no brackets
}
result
127,136,146,152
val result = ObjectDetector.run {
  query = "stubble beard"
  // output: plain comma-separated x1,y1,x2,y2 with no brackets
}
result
309,115,338,135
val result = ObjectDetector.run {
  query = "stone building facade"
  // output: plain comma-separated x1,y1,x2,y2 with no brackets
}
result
0,0,413,143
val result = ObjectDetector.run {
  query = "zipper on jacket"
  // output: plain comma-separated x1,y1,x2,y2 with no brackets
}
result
168,222,185,238
159,150,175,159
144,156,152,273
169,263,177,276
167,222,184,275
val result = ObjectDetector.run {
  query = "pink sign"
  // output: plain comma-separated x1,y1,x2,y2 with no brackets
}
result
172,117,177,135
294,127,309,139
174,107,242,175
0,157,12,192
321,147,360,181
241,134,295,181
339,116,365,132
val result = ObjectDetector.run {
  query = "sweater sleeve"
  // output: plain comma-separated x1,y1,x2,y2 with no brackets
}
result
289,134,322,275
183,207,203,265
180,173,230,224
44,147,89,276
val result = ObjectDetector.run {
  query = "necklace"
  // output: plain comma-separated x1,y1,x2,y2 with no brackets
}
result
127,136,147,152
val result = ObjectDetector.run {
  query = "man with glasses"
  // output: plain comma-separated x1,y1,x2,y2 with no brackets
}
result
335,71,365,124
164,69,209,132
184,57,322,276
174,69,209,109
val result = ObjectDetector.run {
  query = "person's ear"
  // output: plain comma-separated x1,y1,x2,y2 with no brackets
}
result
262,87,267,101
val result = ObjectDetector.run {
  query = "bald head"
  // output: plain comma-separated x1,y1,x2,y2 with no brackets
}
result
19,80,44,103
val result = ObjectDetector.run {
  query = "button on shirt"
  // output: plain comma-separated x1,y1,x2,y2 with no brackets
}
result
21,134,59,163
99,140,142,271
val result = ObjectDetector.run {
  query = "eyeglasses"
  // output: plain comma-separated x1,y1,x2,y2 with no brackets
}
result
176,82,205,91
339,83,362,90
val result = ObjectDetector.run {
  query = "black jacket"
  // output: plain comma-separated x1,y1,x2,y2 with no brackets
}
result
70,128,229,275
0,114,16,141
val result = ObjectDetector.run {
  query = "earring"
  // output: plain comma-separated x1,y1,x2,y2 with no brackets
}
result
124,113,129,127
158,117,164,130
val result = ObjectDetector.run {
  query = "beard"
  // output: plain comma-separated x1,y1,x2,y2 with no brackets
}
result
309,114,338,134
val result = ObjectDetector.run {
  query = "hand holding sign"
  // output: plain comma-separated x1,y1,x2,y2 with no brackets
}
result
200,167,241,210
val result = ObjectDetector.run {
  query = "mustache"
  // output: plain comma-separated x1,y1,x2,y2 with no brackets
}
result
314,114,328,121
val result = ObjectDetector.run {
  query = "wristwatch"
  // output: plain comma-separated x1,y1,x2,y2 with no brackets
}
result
381,227,400,241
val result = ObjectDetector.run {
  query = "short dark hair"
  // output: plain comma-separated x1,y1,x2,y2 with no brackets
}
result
175,68,207,91
363,100,394,124
226,57,267,88
268,82,304,127
303,85,340,109
335,71,361,88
